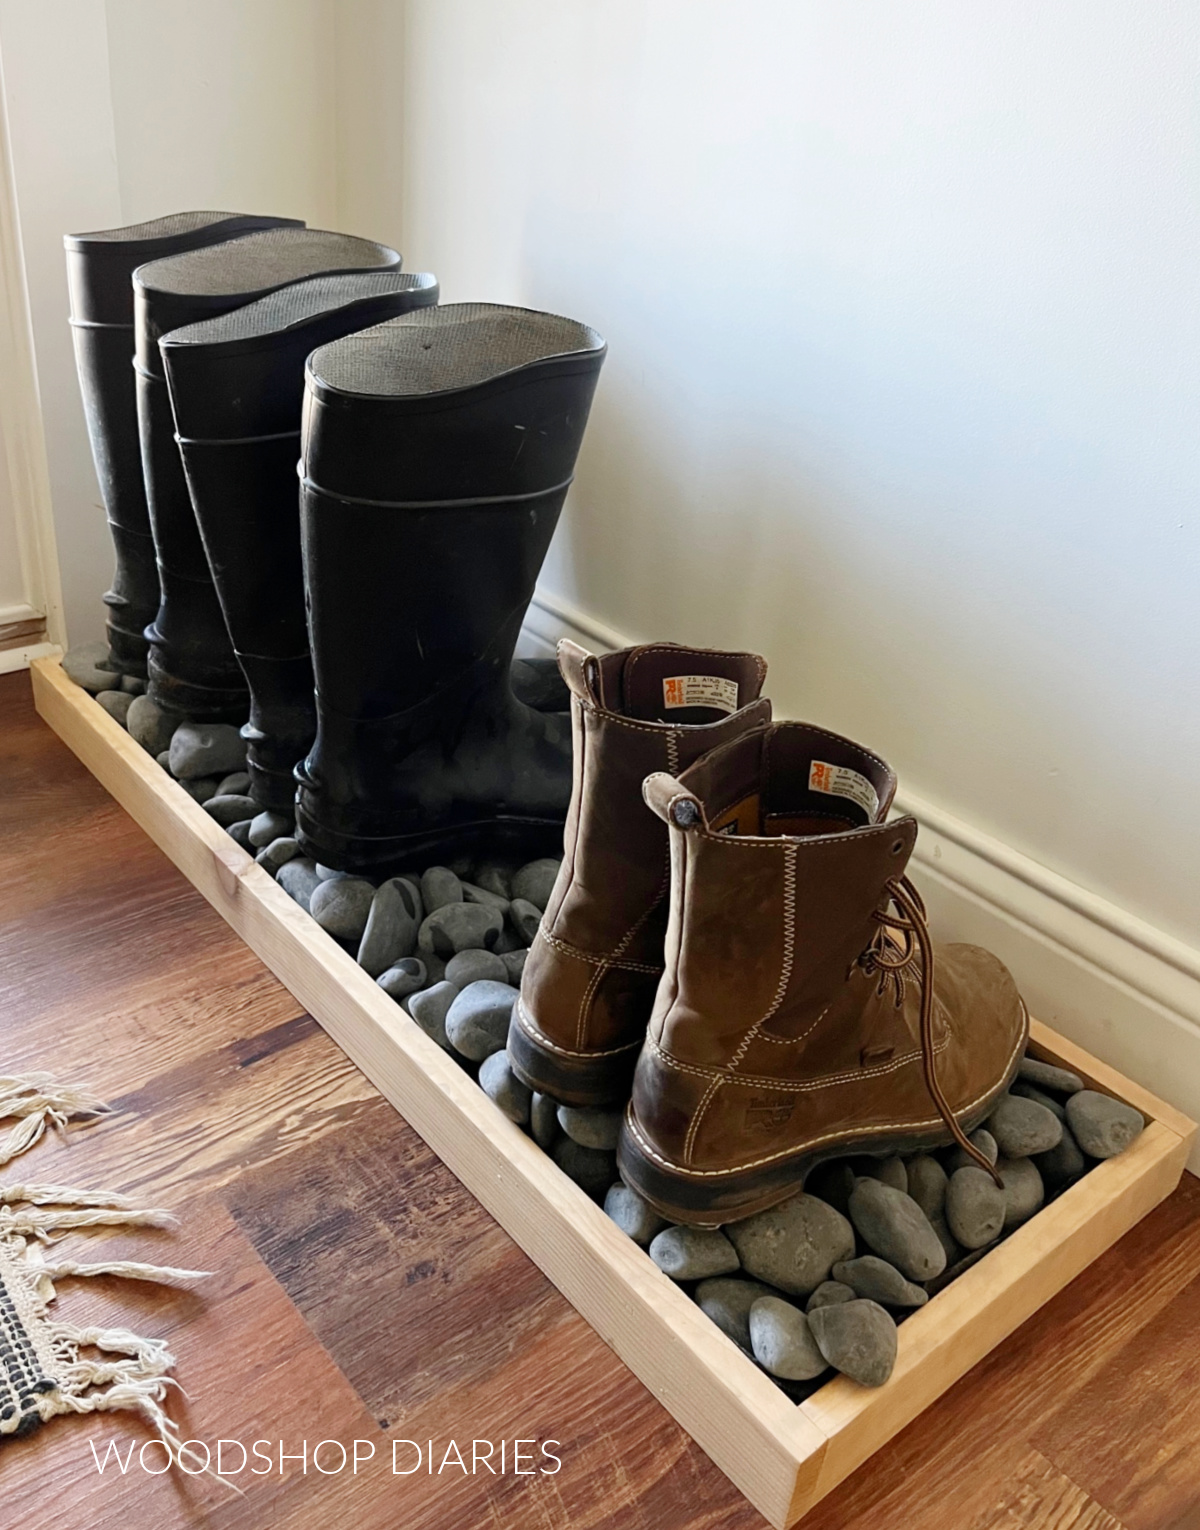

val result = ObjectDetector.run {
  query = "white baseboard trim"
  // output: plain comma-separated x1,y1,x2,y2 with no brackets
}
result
0,639,60,676
523,587,1200,1167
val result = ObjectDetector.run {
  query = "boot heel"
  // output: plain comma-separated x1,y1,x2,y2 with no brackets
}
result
506,999,640,1108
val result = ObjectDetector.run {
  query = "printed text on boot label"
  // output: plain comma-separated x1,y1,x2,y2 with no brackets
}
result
808,760,879,820
662,675,739,713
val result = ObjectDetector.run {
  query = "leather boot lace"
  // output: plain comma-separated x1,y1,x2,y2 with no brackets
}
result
860,876,1003,1185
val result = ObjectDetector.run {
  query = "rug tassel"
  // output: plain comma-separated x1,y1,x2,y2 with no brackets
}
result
1,1205,179,1237
0,1074,110,1166
0,1183,137,1209
50,1328,242,1493
36,1258,210,1285
0,1073,233,1492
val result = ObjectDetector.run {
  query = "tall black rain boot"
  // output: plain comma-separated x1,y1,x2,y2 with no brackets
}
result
64,211,302,676
294,303,606,872
133,228,402,721
160,270,440,809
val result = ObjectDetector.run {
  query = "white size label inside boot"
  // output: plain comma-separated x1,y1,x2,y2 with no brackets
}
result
808,760,880,819
662,675,739,713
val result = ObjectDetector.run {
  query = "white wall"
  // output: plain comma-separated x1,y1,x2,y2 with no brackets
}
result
384,0,1200,960
0,0,341,653
2,1,1197,1118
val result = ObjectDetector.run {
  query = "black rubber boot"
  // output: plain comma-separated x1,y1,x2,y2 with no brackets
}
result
133,228,402,720
294,303,606,872
64,211,301,676
160,271,440,810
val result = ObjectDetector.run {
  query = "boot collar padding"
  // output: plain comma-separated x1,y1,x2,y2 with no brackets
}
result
557,640,767,724
665,721,899,838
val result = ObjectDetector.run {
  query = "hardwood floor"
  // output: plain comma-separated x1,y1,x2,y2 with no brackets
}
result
2,666,1199,1529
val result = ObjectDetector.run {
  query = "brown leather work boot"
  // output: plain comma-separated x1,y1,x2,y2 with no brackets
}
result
617,722,1028,1225
507,640,770,1105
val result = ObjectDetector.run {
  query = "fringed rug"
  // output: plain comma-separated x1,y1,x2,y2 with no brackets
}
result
0,1073,211,1471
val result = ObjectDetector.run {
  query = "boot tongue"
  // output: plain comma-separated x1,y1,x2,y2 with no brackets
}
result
763,723,897,833
615,645,765,724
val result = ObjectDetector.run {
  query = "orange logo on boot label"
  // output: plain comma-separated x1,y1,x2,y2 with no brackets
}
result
662,675,739,714
808,760,880,820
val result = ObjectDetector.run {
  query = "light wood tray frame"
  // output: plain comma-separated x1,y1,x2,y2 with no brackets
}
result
32,655,1196,1528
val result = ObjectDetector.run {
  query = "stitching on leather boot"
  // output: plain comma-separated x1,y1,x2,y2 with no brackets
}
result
572,727,679,1052
575,866,670,1049
627,1009,1026,1178
682,842,797,1164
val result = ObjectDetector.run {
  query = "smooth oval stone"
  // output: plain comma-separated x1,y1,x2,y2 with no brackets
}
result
418,903,503,957
649,1225,740,1281
945,1128,1000,1173
249,810,293,849
511,858,560,912
695,1277,775,1349
131,697,180,755
550,1137,615,1201
420,866,463,913
407,981,459,1049
502,949,528,984
749,1296,829,1380
227,819,255,851
156,749,172,769
394,876,423,921
603,1182,666,1246
1034,1123,1087,1188
726,1195,855,1297
508,898,543,945
181,777,220,804
255,836,299,875
1066,1091,1145,1159
62,641,120,692
905,1156,948,1222
530,1091,560,1150
807,1299,897,1387
803,1161,857,1218
1011,1080,1067,1120
444,980,515,1061
202,792,259,826
277,857,321,911
833,1255,928,1307
473,862,513,899
377,958,427,1001
422,950,447,987
557,1104,622,1151
930,1213,964,1267
444,948,508,987
988,1094,1063,1157
1018,1056,1085,1095
806,1281,856,1314
217,771,252,797
998,1156,1045,1226
169,721,246,780
97,688,133,724
492,925,522,956
848,1179,946,1282
316,864,347,881
357,880,418,976
478,1050,532,1125
310,876,375,942
945,1165,1007,1249
119,673,145,695
856,1156,907,1193
461,881,511,915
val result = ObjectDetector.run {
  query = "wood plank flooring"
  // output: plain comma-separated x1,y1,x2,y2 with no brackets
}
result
2,666,1199,1529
